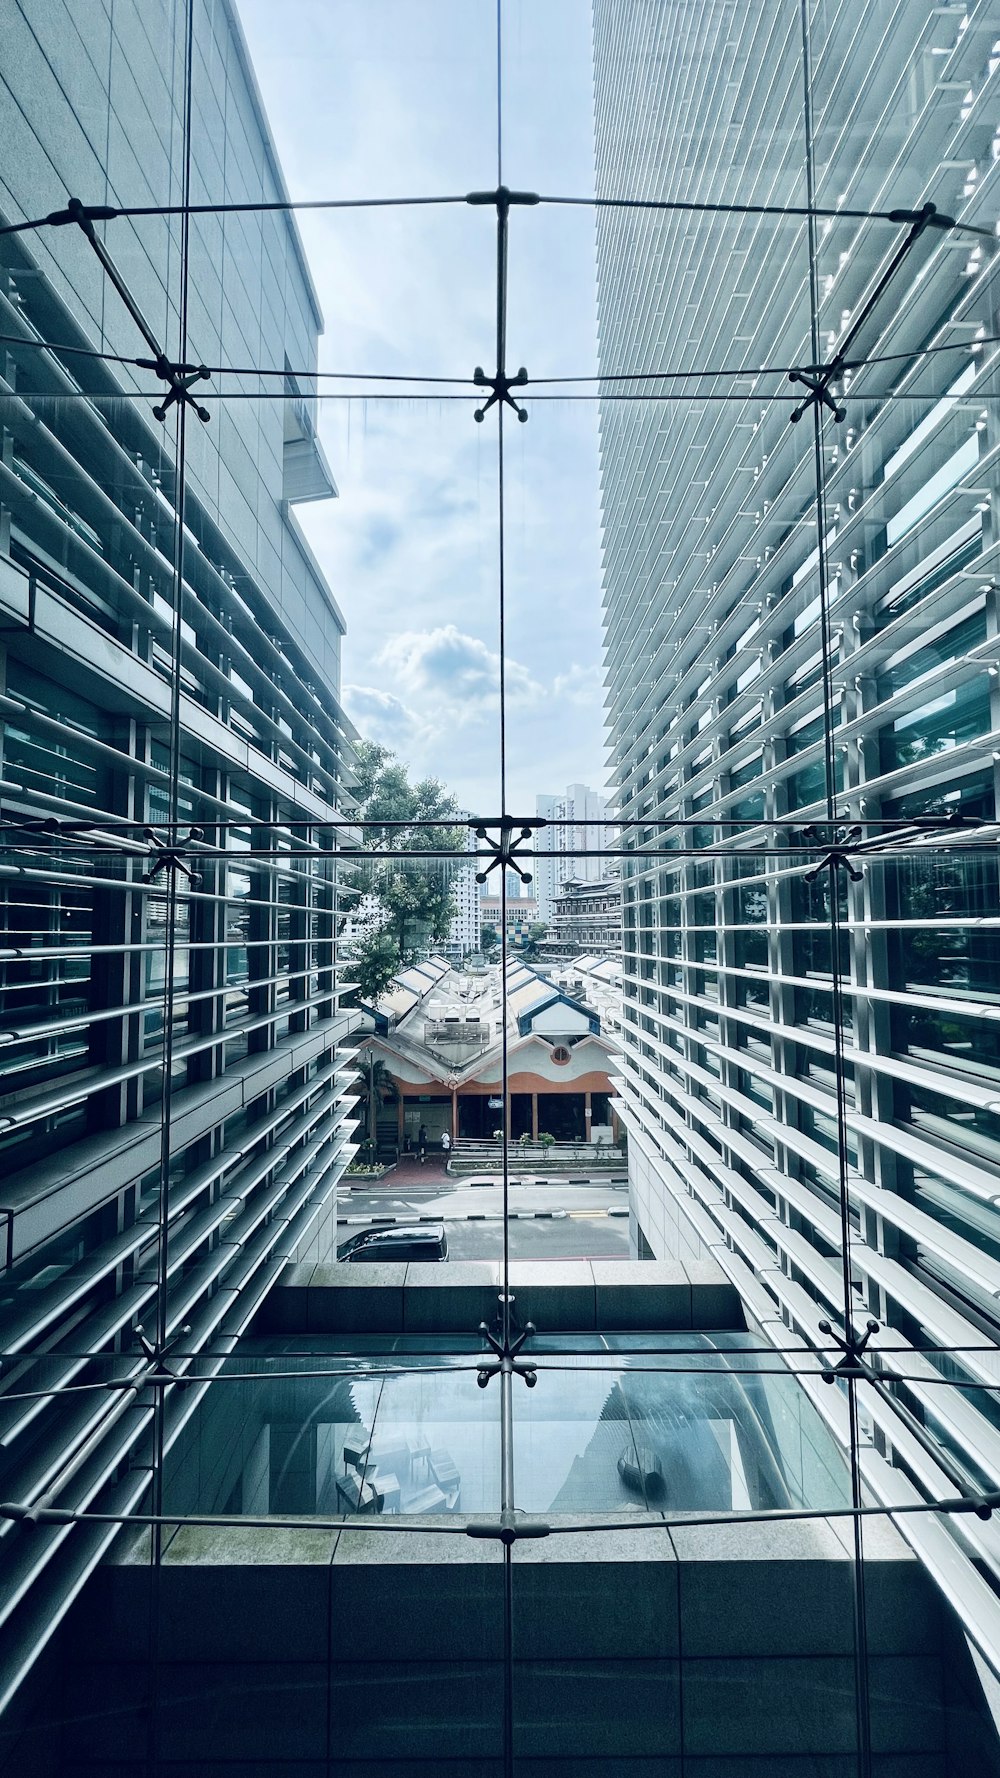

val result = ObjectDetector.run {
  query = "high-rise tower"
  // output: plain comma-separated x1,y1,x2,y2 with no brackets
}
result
0,0,358,1707
535,782,609,920
595,0,1000,1619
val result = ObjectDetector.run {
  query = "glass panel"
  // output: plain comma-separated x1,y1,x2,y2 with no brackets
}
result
162,1349,501,1522
515,1338,851,1516
5,0,1000,1772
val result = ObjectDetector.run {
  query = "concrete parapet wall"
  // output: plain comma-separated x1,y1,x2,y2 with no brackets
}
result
251,1258,746,1336
52,1511,996,1774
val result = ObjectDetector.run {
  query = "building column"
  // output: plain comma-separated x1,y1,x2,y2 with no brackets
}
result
268,1424,317,1514
451,1087,458,1139
531,1092,539,1139
397,1097,405,1146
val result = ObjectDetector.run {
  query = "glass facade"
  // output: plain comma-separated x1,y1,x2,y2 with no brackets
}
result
162,1331,850,1522
0,0,358,1720
1,0,1000,1773
596,0,1000,1708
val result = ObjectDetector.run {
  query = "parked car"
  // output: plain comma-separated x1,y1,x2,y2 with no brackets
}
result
337,1224,448,1263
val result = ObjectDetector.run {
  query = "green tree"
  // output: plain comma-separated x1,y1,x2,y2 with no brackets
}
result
358,1054,399,1158
480,924,500,958
347,740,466,966
347,927,400,1006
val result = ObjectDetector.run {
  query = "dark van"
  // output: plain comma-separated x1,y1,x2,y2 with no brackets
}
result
336,1224,449,1263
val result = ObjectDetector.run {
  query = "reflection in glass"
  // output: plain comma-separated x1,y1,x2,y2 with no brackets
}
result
0,0,999,1767
516,1337,850,1516
163,1350,501,1522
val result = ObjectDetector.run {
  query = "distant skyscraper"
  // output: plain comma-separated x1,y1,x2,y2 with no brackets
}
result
535,784,609,922
447,824,482,958
534,793,561,923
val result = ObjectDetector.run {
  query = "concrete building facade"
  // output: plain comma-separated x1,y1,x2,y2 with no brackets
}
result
37,1265,1000,1775
534,782,609,921
0,0,358,1728
445,825,481,961
595,0,1000,1668
479,893,540,938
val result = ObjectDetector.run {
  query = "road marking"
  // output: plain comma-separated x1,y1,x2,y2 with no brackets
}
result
338,1210,621,1226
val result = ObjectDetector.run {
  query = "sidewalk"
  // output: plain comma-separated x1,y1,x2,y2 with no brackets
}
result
361,1156,451,1189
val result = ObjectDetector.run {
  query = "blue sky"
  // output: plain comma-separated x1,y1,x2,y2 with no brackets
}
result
236,0,606,816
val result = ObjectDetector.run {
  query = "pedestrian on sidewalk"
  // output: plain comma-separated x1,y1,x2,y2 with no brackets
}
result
418,1124,427,1165
441,1130,451,1156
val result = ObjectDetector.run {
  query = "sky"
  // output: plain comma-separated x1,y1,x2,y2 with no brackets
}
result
236,0,606,817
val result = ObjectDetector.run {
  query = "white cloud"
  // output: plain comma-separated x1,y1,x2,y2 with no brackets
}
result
342,683,428,751
237,0,606,813
552,662,606,708
345,637,611,801
377,624,544,715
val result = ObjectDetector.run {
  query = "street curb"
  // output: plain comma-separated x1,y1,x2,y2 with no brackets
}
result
337,1209,620,1225
443,1173,630,1189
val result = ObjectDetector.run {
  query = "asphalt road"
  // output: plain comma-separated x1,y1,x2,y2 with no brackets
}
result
339,1173,632,1261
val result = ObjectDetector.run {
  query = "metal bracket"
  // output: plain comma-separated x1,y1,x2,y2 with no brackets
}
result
820,1313,1000,1523
60,195,212,425
142,825,204,885
466,1511,550,1545
136,354,212,424
465,186,539,424
801,824,864,884
472,363,528,424
0,814,77,849
911,810,985,833
476,1297,538,1390
818,1315,880,1383
789,201,942,430
53,196,120,238
132,1321,192,1386
789,359,847,425
472,814,544,885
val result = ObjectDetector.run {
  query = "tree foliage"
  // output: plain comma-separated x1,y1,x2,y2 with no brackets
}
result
344,741,467,992
349,928,401,1005
358,1053,400,1155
